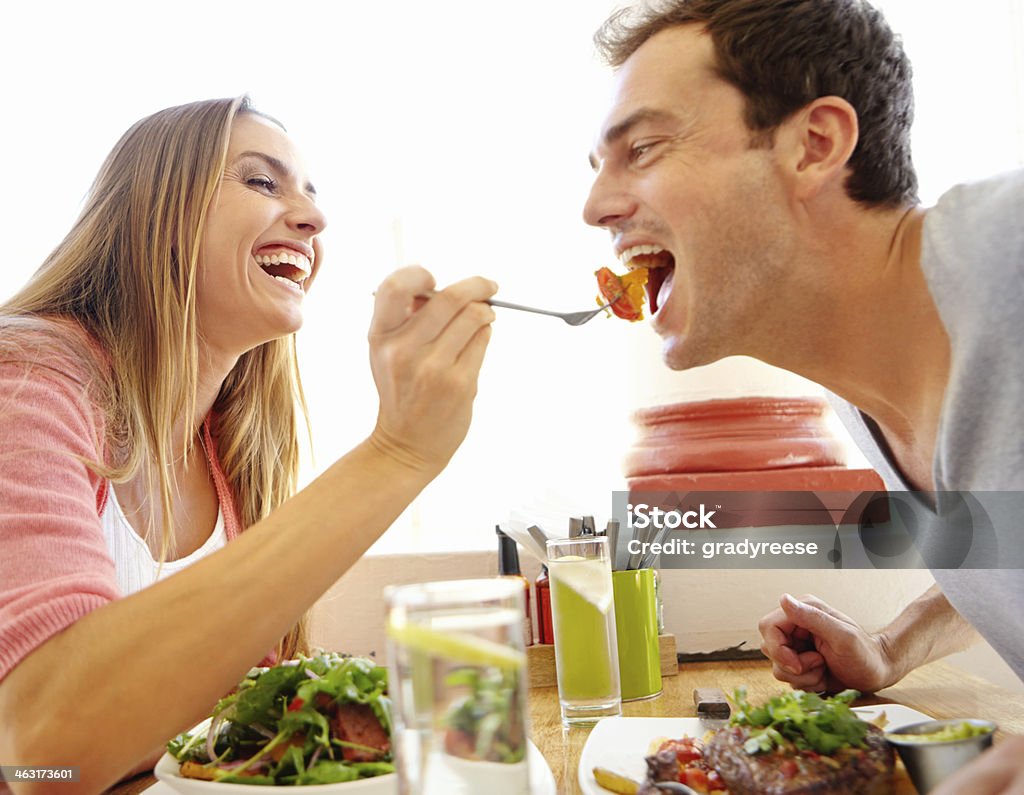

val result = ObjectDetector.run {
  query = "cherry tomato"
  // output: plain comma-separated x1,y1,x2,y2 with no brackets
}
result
680,767,710,791
657,737,703,764
595,266,646,321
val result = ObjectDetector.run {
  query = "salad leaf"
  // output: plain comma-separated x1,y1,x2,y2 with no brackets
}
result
167,652,394,786
731,687,869,755
290,762,362,785
292,656,392,739
442,667,525,764
167,730,205,760
216,774,277,786
225,665,301,726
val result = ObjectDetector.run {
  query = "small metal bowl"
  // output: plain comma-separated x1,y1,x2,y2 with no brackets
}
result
886,718,997,794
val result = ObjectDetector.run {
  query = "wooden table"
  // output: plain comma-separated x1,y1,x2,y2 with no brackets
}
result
110,658,1023,794
529,659,1024,794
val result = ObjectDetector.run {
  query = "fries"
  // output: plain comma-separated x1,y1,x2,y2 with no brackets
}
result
593,766,641,794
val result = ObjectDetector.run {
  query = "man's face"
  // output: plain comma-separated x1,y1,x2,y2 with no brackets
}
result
584,25,794,371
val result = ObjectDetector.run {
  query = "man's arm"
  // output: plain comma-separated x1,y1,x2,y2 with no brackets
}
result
875,583,979,683
759,584,978,693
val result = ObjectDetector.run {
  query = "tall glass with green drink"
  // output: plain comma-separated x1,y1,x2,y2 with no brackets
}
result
545,536,621,726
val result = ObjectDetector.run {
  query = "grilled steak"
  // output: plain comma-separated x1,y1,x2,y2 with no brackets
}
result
704,724,894,795
640,748,684,791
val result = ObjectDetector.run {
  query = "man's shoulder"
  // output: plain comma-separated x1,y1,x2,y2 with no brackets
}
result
924,171,1024,490
921,168,1024,327
938,167,1024,207
926,168,1024,267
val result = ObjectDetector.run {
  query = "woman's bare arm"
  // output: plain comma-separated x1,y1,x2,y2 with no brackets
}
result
0,268,497,794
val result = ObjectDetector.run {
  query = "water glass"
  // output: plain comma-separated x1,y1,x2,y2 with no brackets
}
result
546,536,621,726
385,578,531,795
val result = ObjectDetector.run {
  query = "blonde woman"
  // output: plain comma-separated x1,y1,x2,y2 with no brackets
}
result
0,96,496,793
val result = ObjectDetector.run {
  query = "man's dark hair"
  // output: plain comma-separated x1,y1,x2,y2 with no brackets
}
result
595,0,918,207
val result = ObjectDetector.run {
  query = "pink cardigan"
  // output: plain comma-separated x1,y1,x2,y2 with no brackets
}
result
0,320,243,681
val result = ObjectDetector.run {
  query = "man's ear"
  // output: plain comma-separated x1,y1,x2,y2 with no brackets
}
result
782,96,859,200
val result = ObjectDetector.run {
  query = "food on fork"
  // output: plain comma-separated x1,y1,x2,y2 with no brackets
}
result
166,653,393,785
596,266,649,321
596,244,676,322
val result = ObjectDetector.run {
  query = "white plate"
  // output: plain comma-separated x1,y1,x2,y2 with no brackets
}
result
577,704,932,795
152,753,396,794
151,739,555,794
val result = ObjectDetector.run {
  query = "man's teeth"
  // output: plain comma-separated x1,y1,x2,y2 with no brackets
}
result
619,244,665,268
254,251,312,277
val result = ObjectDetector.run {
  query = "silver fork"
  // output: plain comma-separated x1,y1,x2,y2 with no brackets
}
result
487,298,612,326
398,291,613,326
652,782,701,794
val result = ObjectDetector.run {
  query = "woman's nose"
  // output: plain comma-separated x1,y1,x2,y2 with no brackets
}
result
290,194,328,236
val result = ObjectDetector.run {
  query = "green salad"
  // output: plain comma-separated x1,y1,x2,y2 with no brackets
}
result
731,688,870,755
168,653,394,785
442,667,526,764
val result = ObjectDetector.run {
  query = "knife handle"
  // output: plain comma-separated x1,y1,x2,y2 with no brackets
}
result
694,687,731,718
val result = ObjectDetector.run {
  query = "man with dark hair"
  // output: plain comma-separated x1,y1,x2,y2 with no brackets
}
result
584,1,1023,790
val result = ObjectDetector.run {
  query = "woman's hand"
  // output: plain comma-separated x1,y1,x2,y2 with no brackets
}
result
368,266,497,475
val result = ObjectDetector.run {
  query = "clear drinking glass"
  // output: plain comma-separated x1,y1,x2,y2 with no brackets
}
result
385,578,531,795
545,536,622,726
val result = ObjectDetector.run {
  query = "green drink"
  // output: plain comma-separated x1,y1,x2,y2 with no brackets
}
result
546,538,621,726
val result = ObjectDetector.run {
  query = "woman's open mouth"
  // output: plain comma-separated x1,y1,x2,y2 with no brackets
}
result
620,245,675,315
253,247,312,295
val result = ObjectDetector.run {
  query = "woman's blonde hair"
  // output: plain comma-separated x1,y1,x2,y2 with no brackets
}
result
1,96,308,658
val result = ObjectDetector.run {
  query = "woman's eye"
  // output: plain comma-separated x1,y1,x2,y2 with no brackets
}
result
246,175,278,192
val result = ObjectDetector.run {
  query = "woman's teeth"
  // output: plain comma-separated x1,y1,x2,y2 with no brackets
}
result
271,274,304,293
255,251,312,277
254,249,312,294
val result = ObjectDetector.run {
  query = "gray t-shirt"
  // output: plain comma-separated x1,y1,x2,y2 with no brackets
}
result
830,168,1024,681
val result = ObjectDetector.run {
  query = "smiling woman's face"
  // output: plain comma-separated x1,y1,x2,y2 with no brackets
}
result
196,113,327,360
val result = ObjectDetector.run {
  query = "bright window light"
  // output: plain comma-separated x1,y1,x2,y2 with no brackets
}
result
2,1,1021,554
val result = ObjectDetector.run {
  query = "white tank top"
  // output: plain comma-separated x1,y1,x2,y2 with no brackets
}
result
100,484,227,596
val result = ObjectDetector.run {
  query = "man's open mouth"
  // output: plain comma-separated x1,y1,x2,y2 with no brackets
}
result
254,248,313,294
620,244,675,315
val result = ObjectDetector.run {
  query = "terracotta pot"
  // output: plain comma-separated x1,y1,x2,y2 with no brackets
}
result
624,397,883,524
624,397,845,478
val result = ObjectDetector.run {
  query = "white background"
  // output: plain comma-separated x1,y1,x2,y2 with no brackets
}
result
2,0,1022,553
